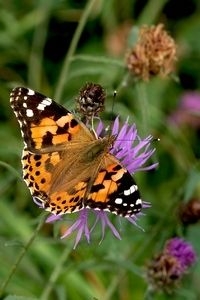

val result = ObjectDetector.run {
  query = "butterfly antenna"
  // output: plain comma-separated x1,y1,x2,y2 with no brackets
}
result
111,90,117,121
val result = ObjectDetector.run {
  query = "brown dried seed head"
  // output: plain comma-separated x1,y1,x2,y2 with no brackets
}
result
146,253,182,292
126,24,177,81
179,198,200,225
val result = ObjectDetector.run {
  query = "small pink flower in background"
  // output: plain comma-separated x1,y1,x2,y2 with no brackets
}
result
169,91,200,128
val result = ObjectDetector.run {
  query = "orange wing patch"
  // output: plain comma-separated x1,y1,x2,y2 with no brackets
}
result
47,181,87,214
30,116,80,150
22,148,88,214
22,149,60,194
87,163,121,203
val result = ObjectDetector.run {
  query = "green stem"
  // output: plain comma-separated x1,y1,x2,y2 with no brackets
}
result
143,287,155,300
54,0,98,102
115,72,130,96
71,54,124,67
0,160,21,180
28,1,52,90
0,213,46,296
40,246,71,300
137,0,169,25
135,81,149,134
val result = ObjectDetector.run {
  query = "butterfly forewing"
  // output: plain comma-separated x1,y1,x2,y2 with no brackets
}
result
10,87,94,152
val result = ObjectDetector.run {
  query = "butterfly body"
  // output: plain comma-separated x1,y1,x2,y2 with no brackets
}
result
10,87,142,217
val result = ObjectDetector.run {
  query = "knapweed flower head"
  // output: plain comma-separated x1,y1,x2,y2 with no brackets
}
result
126,24,177,81
46,117,157,248
146,237,196,293
179,198,200,225
169,92,200,128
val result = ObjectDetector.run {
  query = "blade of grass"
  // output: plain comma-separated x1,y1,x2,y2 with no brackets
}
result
0,213,46,296
54,0,99,102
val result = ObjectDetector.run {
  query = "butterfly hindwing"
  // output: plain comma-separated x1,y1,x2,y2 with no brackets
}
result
86,156,142,216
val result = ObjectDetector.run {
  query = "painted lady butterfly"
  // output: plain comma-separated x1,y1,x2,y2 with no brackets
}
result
10,87,142,217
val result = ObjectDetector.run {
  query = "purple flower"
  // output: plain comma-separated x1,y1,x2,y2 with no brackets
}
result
46,117,157,248
169,91,200,127
180,92,200,111
146,237,196,292
164,237,196,271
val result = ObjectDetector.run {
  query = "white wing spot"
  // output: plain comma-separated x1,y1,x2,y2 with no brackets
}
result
42,98,52,106
23,103,27,108
26,109,34,117
37,98,52,111
18,119,23,126
27,89,35,95
124,185,137,196
136,199,142,206
115,198,123,204
123,203,128,206
37,103,45,111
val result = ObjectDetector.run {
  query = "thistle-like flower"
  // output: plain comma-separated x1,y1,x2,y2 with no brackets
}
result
146,237,196,293
47,117,157,248
126,24,177,81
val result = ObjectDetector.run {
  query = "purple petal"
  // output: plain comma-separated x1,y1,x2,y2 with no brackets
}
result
61,209,90,249
96,120,104,136
46,214,62,223
111,116,120,136
127,216,144,231
142,201,151,208
92,210,121,242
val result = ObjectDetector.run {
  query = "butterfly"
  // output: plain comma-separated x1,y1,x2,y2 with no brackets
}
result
10,87,142,217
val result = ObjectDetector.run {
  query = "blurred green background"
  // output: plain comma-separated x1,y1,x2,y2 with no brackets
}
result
0,0,200,299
